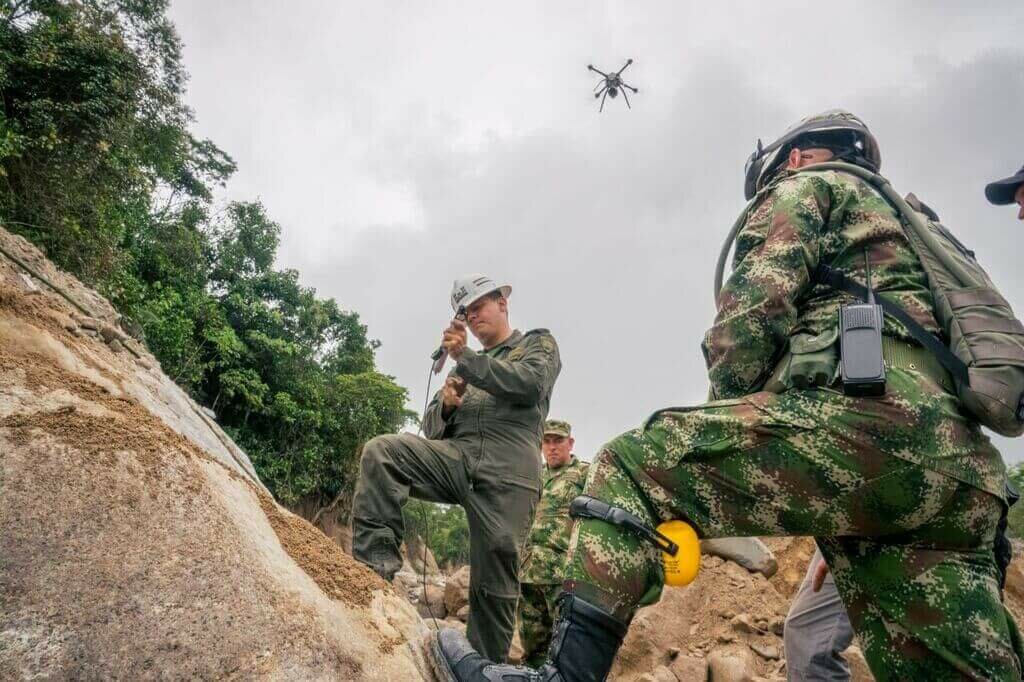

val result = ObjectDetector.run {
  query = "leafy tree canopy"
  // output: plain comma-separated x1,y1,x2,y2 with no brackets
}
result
0,0,410,511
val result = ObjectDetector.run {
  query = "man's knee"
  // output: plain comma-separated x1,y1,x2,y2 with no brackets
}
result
359,434,400,474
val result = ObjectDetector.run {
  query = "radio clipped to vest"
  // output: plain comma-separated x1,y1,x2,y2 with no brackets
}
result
838,252,886,397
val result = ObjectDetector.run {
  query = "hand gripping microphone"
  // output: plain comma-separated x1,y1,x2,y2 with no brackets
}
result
430,306,467,374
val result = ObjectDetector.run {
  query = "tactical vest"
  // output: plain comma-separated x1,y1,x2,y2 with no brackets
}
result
716,161,1024,437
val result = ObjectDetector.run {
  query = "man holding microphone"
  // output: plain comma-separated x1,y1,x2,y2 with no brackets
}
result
352,273,561,663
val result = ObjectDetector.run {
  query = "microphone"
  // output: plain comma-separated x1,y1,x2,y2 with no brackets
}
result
430,306,466,374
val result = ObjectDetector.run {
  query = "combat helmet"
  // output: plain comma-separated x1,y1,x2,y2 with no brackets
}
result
743,109,882,199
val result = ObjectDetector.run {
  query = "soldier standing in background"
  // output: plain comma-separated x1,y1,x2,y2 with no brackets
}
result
985,162,1024,220
517,420,589,667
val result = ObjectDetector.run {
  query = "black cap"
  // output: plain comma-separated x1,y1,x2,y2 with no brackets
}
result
985,164,1024,205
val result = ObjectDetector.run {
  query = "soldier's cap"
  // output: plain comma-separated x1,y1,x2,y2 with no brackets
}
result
543,420,571,438
985,163,1024,205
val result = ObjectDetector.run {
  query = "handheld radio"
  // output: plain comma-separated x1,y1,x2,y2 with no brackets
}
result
838,252,886,396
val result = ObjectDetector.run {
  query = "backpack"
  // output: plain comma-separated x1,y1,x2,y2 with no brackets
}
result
715,161,1024,437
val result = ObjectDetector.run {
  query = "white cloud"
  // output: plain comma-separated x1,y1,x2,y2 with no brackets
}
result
169,1,1024,462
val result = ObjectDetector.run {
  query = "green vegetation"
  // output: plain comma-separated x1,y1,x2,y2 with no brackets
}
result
404,499,471,569
1008,463,1024,540
0,0,410,512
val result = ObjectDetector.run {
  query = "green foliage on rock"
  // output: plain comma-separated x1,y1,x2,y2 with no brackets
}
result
1007,463,1024,540
0,0,410,510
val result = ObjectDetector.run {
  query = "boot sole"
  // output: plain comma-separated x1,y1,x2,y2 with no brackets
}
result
424,630,459,682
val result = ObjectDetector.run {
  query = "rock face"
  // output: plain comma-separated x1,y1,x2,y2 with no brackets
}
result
612,537,874,681
444,565,472,617
701,538,778,578
0,228,431,680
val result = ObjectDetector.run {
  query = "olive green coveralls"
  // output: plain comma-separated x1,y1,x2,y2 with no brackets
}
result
352,329,561,662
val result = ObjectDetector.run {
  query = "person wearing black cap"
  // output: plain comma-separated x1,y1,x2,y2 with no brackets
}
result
985,163,1024,220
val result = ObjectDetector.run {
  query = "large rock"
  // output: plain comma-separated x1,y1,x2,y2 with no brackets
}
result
706,644,757,682
701,538,778,578
445,565,471,615
407,535,441,575
0,228,431,680
611,552,790,681
415,584,448,620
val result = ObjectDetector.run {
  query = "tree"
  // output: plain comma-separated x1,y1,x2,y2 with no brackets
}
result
0,0,410,521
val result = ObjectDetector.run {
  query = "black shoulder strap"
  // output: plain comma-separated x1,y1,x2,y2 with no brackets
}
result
814,263,969,386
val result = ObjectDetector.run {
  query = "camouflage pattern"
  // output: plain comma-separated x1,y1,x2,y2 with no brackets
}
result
517,582,561,668
560,169,1020,680
521,456,590,584
543,419,572,438
703,169,1002,494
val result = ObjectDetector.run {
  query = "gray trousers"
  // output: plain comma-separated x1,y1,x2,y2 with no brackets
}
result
351,433,539,663
784,548,855,682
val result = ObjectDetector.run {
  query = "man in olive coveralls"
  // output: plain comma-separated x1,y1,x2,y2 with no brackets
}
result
518,420,589,667
352,274,560,663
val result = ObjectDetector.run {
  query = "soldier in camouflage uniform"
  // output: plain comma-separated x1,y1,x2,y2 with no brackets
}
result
432,112,1022,681
518,420,589,667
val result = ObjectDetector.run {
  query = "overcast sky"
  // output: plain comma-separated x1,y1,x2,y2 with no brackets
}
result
169,1,1023,463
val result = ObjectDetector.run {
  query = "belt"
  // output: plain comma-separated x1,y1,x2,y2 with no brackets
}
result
881,336,955,394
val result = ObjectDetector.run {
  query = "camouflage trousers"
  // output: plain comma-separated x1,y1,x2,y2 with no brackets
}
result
564,370,1021,681
517,582,561,667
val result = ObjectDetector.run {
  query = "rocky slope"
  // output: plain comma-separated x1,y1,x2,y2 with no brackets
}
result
0,227,431,680
3,224,1022,681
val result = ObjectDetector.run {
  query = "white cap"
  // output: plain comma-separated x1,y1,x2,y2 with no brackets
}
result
450,274,512,313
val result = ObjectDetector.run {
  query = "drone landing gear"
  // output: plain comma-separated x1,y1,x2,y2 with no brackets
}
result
588,59,638,112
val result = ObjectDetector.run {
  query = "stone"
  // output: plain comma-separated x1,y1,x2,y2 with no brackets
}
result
730,613,763,634
701,538,779,578
108,339,124,353
100,323,126,343
456,605,469,623
77,316,101,331
748,641,780,660
647,665,678,682
444,565,471,616
17,273,39,292
768,616,785,636
406,535,440,575
670,655,708,681
706,644,758,682
414,583,447,620
842,645,876,681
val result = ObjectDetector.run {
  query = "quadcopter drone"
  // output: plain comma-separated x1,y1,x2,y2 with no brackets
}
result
588,59,638,112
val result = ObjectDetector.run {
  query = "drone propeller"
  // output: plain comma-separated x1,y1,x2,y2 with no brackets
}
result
588,64,609,77
615,58,634,77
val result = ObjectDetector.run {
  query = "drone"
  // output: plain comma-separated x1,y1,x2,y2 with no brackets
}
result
588,59,638,112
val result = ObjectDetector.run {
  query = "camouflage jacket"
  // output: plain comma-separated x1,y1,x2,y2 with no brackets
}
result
702,168,1005,495
520,457,590,584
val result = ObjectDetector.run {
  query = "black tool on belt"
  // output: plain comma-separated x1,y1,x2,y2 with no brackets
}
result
569,495,679,556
